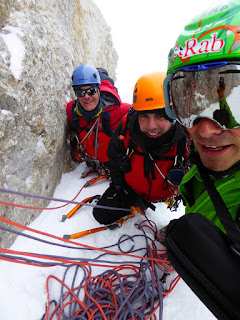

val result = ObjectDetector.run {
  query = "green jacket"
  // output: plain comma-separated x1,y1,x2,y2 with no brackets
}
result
179,164,240,233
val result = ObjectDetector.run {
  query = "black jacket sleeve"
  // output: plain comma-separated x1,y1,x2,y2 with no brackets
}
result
107,119,127,187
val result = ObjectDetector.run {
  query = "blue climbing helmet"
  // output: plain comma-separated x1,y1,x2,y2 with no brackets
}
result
72,64,101,87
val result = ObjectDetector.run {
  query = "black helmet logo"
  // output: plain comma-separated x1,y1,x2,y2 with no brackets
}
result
133,87,138,103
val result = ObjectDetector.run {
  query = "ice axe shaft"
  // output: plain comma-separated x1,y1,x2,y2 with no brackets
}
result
62,174,109,222
63,222,119,239
84,174,109,188
61,196,100,222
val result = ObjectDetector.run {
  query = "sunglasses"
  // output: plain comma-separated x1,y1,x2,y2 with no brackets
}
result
163,61,240,130
75,86,98,98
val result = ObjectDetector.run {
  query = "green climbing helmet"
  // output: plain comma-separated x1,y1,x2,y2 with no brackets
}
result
163,1,240,129
167,1,240,74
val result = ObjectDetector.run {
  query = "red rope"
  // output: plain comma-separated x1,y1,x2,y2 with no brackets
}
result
45,275,89,320
0,184,86,211
0,174,108,211
44,261,179,319
0,216,168,263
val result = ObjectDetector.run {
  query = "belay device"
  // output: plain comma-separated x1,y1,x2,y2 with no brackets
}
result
165,165,240,320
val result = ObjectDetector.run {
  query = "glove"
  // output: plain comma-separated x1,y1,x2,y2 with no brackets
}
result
124,185,156,212
93,183,155,225
92,184,129,225
106,183,122,199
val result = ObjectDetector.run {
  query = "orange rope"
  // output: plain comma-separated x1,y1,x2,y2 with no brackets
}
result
0,216,166,262
0,174,108,211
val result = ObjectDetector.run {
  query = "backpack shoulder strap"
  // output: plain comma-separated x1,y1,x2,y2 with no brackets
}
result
176,135,187,165
121,113,128,134
198,165,240,252
101,110,113,137
121,114,145,158
116,113,137,156
71,101,80,132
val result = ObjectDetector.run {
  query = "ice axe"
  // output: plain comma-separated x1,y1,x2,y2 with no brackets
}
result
63,222,119,239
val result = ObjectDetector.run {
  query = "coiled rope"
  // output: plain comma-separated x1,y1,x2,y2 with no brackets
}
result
0,213,179,320
0,185,179,319
39,220,179,320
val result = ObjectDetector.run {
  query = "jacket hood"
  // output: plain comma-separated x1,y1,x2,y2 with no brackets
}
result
100,80,122,108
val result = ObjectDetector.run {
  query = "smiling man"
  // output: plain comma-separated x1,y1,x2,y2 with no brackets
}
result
76,84,100,112
163,2,240,232
93,72,189,225
162,3,240,319
66,65,130,174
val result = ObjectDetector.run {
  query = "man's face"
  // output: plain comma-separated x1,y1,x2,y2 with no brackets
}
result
138,113,172,138
187,118,240,171
77,85,99,112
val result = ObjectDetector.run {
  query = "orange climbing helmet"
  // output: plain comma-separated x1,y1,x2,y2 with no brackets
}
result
132,72,166,111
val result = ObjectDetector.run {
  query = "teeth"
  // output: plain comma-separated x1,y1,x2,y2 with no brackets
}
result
205,145,223,150
148,132,158,136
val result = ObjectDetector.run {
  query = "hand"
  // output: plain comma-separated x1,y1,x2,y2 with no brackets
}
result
106,183,123,199
131,194,156,212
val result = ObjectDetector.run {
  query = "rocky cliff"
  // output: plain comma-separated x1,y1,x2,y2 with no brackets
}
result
0,0,118,248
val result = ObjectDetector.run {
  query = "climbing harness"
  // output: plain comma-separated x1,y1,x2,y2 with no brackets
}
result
148,153,175,187
72,115,110,176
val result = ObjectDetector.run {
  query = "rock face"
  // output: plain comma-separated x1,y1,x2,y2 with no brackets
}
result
0,0,118,248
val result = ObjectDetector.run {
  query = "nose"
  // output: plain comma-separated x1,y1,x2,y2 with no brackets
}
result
147,117,158,130
81,94,92,102
196,118,223,137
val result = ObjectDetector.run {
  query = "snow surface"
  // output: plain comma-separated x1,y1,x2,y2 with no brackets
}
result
0,163,217,319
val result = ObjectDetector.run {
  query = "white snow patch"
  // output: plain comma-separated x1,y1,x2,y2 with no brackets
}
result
0,25,25,80
37,135,47,153
25,176,32,188
1,109,13,115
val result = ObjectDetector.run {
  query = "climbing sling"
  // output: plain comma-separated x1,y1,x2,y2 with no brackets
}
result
165,165,240,320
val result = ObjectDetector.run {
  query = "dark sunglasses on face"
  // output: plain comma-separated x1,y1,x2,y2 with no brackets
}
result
76,86,98,98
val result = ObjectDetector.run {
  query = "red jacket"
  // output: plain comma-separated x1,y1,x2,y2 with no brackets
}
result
66,80,130,164
107,111,189,202
124,134,184,201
